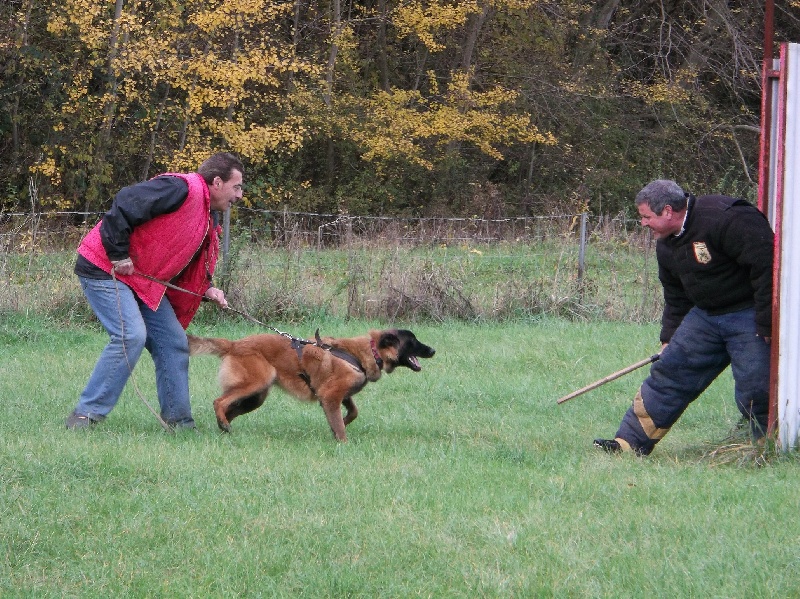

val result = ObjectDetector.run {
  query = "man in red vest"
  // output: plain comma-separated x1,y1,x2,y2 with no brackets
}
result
66,152,244,430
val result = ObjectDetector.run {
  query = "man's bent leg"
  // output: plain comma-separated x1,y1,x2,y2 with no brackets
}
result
142,297,195,428
73,277,147,420
612,308,730,454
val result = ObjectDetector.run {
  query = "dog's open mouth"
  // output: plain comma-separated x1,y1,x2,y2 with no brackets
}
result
406,356,422,371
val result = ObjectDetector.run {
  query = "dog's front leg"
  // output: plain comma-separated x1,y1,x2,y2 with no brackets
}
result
319,399,347,441
342,397,358,425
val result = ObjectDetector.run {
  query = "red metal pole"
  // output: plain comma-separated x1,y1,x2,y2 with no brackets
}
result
767,42,787,438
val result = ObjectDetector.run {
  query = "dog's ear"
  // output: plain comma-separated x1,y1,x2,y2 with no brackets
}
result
378,331,400,349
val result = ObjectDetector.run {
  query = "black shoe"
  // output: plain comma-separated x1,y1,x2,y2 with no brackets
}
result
593,438,621,453
65,411,99,430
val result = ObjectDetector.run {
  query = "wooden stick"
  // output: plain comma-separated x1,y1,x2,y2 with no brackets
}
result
557,354,660,404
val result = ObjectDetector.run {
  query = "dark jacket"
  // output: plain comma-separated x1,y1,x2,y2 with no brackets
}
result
657,194,774,342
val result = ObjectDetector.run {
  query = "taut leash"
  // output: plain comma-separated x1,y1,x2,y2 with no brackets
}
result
133,271,328,349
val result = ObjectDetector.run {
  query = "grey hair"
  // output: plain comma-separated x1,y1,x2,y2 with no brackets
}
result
634,180,687,215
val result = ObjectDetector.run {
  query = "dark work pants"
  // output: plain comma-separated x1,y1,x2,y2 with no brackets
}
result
615,307,770,455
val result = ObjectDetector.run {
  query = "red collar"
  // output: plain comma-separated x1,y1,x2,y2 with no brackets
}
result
370,339,384,370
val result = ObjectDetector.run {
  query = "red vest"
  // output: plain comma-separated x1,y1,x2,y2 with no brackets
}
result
77,173,220,328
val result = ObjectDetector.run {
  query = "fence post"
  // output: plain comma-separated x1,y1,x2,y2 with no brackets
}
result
25,177,41,284
222,207,231,271
577,211,588,287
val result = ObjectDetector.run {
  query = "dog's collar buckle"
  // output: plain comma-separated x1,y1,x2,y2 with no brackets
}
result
370,339,384,370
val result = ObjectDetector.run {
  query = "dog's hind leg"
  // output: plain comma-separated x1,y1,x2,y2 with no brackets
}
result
226,391,269,420
213,355,276,432
342,397,358,426
213,387,269,432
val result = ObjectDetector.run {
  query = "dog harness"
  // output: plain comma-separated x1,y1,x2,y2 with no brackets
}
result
292,332,383,392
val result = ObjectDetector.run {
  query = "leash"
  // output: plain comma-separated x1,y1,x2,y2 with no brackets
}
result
133,271,334,351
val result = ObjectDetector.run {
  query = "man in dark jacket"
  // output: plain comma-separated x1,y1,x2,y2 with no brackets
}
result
594,179,774,455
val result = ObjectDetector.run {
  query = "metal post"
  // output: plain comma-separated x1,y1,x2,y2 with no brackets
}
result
577,212,587,286
222,208,230,270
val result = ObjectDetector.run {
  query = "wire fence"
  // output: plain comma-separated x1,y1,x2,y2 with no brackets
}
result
0,207,647,252
1,208,659,324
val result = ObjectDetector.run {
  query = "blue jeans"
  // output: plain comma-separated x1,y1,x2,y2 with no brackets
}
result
73,276,194,426
615,306,770,454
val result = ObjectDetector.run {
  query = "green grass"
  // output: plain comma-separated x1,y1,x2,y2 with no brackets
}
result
2,315,798,598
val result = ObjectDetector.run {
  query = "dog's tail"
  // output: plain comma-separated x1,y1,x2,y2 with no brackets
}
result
187,334,232,357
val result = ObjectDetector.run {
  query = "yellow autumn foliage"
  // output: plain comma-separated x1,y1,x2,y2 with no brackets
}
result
27,0,556,209
625,77,694,106
345,72,555,170
393,1,481,52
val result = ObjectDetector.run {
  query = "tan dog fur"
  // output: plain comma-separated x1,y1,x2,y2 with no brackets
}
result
188,329,435,441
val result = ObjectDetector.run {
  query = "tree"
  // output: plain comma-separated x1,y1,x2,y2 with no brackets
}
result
3,0,799,217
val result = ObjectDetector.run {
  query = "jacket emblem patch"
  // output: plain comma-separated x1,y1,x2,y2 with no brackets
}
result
693,241,712,264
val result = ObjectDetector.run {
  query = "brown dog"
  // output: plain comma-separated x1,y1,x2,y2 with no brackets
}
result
187,329,435,441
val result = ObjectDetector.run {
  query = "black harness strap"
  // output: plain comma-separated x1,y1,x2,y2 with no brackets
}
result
294,332,372,392
329,347,366,373
291,338,315,391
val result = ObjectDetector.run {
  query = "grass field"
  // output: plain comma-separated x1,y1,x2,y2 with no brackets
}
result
1,313,798,598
